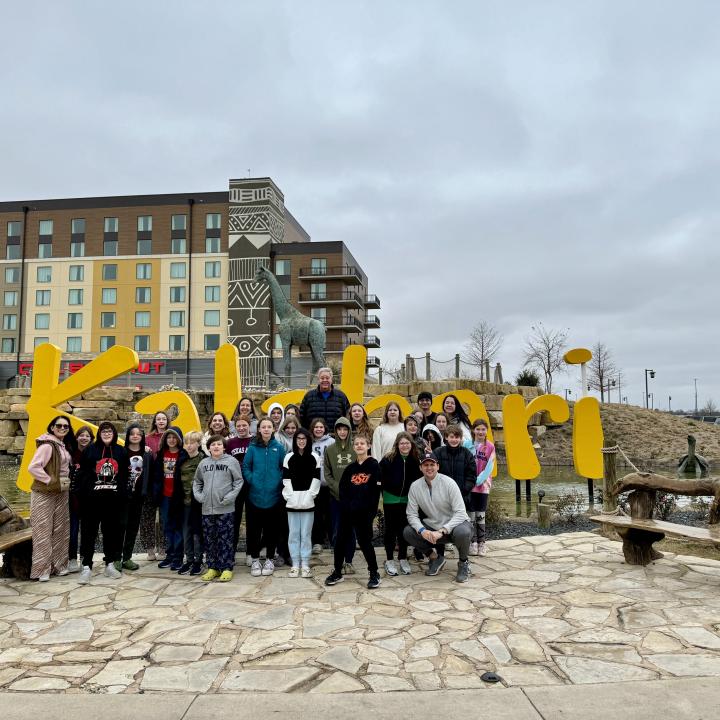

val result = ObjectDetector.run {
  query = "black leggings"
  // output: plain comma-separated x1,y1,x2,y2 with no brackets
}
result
334,509,377,573
245,500,284,559
383,503,408,561
469,492,488,543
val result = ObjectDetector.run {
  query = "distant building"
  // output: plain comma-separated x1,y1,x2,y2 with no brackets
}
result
0,177,380,387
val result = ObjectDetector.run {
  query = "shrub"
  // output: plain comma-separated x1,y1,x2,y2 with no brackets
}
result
486,495,507,526
514,369,541,387
655,491,677,520
555,489,585,523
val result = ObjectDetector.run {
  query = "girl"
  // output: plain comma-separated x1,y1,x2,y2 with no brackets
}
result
267,402,285,432
282,428,321,577
324,435,382,590
242,417,285,577
421,424,443,453
379,432,420,577
468,419,496,557
310,418,334,554
146,411,169,456
202,412,231,455
371,401,405,460
193,435,243,582
284,404,300,420
403,415,426,454
434,412,449,437
68,425,93,573
226,417,252,561
28,416,75,581
348,403,373,440
231,396,259,437
442,394,472,441
153,427,185,570
78,421,128,583
143,411,168,560
275,415,299,454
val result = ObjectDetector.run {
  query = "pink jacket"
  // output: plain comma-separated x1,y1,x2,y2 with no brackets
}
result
28,433,72,485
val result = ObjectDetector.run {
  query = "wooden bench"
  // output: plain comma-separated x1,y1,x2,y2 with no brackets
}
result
590,470,720,565
0,527,32,553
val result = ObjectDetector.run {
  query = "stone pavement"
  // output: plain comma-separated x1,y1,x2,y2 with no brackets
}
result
1,531,720,696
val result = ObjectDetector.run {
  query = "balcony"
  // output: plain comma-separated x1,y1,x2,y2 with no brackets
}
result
364,314,380,328
298,291,363,309
326,314,363,332
366,355,381,368
365,294,381,309
363,335,381,348
298,265,362,284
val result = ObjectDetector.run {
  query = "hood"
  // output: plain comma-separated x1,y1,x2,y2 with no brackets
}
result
159,425,184,453
313,433,332,444
334,416,352,432
292,428,312,454
124,423,146,448
421,424,442,442
268,402,285,425
36,432,66,449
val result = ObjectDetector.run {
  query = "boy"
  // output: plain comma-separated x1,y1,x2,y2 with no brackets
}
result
193,435,243,582
177,430,206,575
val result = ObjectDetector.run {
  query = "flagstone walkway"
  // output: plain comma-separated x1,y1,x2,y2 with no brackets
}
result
1,531,720,694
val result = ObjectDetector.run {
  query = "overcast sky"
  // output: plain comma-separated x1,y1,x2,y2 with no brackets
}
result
2,1,718,411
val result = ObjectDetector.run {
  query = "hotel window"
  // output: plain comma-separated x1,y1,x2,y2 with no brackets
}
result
169,310,185,327
102,264,117,280
39,220,53,236
34,337,49,348
71,233,85,257
35,313,50,330
69,265,84,281
171,214,187,231
66,337,82,352
38,241,53,258
37,266,52,283
205,237,220,253
205,285,220,303
71,218,85,234
100,312,116,328
3,315,17,331
310,283,326,300
171,237,186,254
205,261,220,278
311,307,327,323
7,221,21,237
137,216,152,232
275,259,291,276
204,310,220,326
170,286,186,303
206,213,221,229
67,313,83,329
135,287,151,304
1,338,15,353
100,336,115,351
35,290,51,306
204,334,220,351
102,288,117,304
169,335,185,351
68,289,83,305
136,263,152,280
3,291,18,306
5,244,20,260
4,268,19,284
170,262,186,279
104,217,118,233
103,239,118,256
311,258,327,275
135,311,151,328
137,238,152,255
134,335,150,352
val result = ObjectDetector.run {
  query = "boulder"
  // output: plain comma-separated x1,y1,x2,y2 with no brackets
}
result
0,437,15,451
72,408,118,421
0,404,9,413
0,420,18,436
5,411,28,420
83,388,136,402
9,404,27,413
12,436,26,452
70,400,119,409
19,420,28,435
488,411,503,428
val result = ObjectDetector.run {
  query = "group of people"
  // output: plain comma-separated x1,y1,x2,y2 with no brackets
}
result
26,368,495,589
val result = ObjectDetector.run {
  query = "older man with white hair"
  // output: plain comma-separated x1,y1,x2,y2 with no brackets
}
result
299,367,350,430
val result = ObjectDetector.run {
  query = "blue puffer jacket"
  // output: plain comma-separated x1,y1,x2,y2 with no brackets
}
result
242,436,285,509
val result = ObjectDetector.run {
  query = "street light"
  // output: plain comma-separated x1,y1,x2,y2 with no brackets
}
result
606,378,616,403
694,378,698,415
622,396,628,404
668,395,672,412
644,369,655,409
649,392,654,409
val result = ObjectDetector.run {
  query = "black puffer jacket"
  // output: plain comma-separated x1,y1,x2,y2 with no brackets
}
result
434,444,476,509
299,385,350,430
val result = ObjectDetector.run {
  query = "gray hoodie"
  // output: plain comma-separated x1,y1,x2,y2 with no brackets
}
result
193,452,243,516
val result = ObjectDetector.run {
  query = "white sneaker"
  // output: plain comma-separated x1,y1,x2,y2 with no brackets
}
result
250,559,262,577
301,566,312,578
469,541,479,556
288,566,300,578
478,542,487,557
38,573,50,582
78,566,92,584
67,559,80,573
399,559,412,575
104,563,122,579
384,559,398,576
261,559,275,576
245,554,253,567
312,544,323,555
445,543,455,555
57,568,69,577
342,562,356,575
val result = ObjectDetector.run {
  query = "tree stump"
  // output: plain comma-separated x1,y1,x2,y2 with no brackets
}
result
618,489,664,565
0,494,32,579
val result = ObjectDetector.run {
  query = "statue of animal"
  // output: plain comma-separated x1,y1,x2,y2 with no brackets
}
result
254,265,326,383
678,434,710,478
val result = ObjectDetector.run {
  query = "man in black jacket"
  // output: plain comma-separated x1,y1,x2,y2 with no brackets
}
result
299,368,350,430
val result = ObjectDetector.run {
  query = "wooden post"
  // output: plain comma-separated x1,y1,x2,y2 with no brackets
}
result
601,441,617,538
455,354,460,378
425,352,431,380
537,503,552,529
406,354,412,381
378,367,383,385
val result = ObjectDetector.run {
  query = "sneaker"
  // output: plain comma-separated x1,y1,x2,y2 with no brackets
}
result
455,559,471,583
445,543,455,556
469,541,479,556
67,559,80,573
272,554,285,568
170,561,183,572
38,573,50,582
104,563,122,579
113,560,123,572
288,566,300,578
123,559,140,571
218,570,233,582
478,542,487,557
300,566,312,579
57,567,69,577
177,562,192,575
324,569,344,586
78,565,92,584
384,559,398,577
261,559,275,576
202,568,220,582
367,571,381,589
342,562,356,575
189,562,203,576
157,558,173,569
245,554,253,567
399,559,412,575
147,549,157,562
312,544,323,555
250,559,262,577
425,556,447,576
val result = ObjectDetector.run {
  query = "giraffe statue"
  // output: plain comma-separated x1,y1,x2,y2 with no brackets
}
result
254,265,326,383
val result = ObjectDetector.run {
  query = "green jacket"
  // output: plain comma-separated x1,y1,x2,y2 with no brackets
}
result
323,418,356,500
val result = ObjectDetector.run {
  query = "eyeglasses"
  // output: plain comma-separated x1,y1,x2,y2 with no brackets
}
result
54,423,70,430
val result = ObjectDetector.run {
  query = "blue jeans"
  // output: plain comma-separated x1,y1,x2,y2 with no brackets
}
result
287,511,314,567
160,497,183,564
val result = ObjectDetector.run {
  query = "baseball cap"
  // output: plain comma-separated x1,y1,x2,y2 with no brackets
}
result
420,451,438,464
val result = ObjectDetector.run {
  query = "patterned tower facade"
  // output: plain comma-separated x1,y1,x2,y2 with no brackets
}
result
227,178,286,386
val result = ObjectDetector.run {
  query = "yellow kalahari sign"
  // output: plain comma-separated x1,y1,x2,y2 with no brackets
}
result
17,343,603,492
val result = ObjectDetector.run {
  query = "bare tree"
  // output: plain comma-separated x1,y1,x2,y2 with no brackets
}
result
587,342,618,402
465,321,503,377
701,398,718,415
379,361,407,385
523,323,568,393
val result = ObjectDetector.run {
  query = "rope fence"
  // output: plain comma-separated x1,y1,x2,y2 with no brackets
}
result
379,352,503,384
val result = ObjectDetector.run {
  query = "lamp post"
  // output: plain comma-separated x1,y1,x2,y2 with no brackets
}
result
606,378,616,403
622,396,628,404
564,388,572,401
668,395,672,412
644,369,655,409
694,378,698,415
649,392,654,410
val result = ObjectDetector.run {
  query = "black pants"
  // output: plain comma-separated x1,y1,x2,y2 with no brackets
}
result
383,503,409,561
402,520,473,562
80,492,122,568
312,486,332,546
334,509,377,573
232,483,248,554
245,500,284,559
121,494,144,561
469,492,488,544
